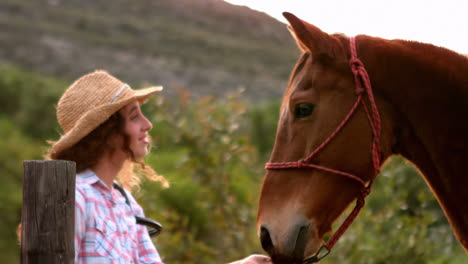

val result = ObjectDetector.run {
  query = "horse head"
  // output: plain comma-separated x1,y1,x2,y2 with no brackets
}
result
257,12,397,263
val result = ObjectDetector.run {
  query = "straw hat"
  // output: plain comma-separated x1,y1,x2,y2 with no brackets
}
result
50,70,162,156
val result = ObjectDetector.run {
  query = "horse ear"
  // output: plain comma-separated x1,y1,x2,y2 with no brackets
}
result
283,12,340,58
286,24,309,52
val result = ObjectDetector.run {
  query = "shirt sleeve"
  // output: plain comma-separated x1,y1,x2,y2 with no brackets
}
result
127,191,164,264
74,187,86,262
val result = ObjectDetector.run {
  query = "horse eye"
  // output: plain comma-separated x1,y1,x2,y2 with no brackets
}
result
294,103,315,119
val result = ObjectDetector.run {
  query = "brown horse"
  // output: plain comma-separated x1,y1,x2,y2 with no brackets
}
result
257,12,468,263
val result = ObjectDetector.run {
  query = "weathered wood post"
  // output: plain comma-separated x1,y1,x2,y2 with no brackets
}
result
21,160,76,264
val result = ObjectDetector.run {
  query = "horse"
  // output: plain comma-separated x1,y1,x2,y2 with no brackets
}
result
257,12,468,263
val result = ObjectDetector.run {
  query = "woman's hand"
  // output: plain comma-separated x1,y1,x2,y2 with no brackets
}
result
228,254,271,264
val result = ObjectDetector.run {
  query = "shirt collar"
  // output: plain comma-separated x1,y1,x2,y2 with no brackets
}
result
77,169,113,190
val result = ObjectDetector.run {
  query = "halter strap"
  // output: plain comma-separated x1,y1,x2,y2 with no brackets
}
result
265,36,382,263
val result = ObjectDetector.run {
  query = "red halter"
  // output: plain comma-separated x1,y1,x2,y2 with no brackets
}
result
265,36,382,263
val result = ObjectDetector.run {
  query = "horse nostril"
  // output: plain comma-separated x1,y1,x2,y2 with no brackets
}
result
294,224,310,258
260,226,274,254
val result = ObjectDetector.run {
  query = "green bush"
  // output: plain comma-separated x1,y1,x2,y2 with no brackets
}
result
0,117,44,264
326,156,467,264
138,89,264,263
245,100,280,158
0,64,66,140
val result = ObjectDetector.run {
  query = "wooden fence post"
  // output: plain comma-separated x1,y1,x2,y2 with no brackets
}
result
21,160,76,264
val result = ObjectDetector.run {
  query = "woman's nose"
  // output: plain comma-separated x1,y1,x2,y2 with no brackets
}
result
142,116,153,131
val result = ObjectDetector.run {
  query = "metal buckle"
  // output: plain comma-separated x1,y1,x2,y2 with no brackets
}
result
303,245,330,263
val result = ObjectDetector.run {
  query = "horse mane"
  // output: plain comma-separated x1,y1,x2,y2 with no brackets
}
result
285,35,468,107
355,36,468,110
393,39,468,88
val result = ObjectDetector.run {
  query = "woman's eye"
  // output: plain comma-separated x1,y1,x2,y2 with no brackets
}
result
130,115,138,121
294,103,315,119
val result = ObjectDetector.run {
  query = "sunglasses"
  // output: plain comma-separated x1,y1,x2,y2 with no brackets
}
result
113,183,163,237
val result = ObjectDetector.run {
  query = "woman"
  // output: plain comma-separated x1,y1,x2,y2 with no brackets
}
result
48,70,270,264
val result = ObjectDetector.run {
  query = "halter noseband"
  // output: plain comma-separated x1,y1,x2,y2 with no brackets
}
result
265,36,382,263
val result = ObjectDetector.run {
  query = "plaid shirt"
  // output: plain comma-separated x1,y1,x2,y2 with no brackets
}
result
75,169,163,264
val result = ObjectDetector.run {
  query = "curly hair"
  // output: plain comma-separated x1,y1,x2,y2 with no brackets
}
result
49,111,168,191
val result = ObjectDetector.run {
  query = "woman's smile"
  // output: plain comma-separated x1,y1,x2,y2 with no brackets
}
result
139,134,149,144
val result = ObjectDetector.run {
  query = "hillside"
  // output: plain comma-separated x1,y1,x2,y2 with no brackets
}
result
0,0,299,100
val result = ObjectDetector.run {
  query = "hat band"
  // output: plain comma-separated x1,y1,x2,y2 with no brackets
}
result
110,84,129,103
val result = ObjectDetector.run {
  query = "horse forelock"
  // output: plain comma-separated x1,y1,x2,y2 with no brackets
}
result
281,53,311,112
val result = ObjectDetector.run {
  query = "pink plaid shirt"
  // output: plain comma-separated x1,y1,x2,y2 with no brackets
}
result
75,169,164,264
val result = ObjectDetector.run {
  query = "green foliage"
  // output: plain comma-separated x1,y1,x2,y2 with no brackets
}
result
138,89,264,263
325,156,467,264
245,101,281,157
0,64,65,140
0,117,44,264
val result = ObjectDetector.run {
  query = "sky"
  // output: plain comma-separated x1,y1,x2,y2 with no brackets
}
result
224,0,468,54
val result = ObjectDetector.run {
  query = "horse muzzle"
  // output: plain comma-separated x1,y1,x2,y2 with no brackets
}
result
259,217,320,264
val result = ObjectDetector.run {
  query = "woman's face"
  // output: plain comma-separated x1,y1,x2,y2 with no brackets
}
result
119,101,153,159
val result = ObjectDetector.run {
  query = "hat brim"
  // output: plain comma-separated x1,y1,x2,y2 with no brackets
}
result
50,86,162,156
